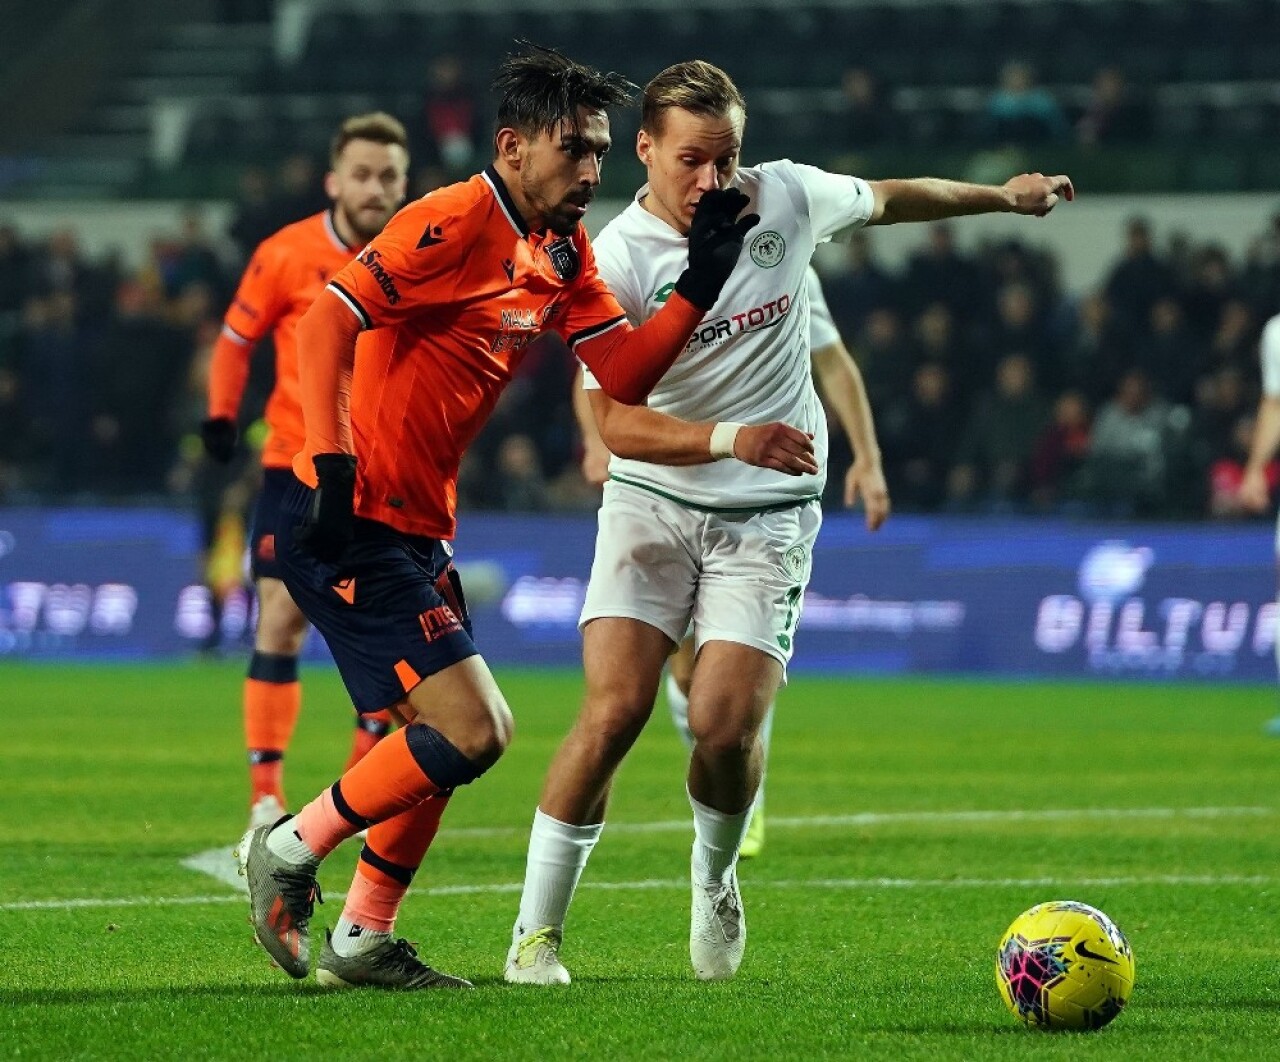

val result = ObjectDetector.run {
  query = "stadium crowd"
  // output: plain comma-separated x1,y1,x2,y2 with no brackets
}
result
1,172,1278,522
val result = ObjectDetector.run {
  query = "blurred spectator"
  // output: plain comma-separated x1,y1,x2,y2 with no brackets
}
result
1136,296,1201,404
1104,217,1173,337
1076,67,1152,145
228,166,276,259
822,232,896,338
880,361,963,511
1060,293,1130,404
155,209,228,302
1207,298,1256,373
0,223,29,316
838,67,891,149
489,434,549,512
1030,390,1092,511
911,301,977,401
1208,414,1275,518
417,54,483,178
0,366,31,499
854,308,914,408
984,61,1069,145
1081,368,1175,515
268,154,328,231
989,282,1053,385
947,353,1050,508
19,290,88,492
901,223,984,323
1180,245,1236,341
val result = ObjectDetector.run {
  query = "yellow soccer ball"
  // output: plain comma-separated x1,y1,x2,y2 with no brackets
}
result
995,900,1135,1030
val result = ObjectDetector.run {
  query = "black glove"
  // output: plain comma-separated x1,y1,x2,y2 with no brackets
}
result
295,453,357,563
200,417,238,464
674,187,761,310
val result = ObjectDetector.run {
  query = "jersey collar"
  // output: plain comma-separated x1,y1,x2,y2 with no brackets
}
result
324,208,359,252
482,165,530,239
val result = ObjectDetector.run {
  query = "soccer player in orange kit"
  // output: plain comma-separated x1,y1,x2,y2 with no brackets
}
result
234,44,761,989
202,114,410,830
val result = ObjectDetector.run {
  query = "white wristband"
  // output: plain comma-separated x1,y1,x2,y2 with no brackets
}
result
709,421,745,460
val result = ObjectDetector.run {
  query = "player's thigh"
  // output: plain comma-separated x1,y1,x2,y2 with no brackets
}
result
254,576,308,654
669,632,697,691
580,616,674,741
402,653,512,765
694,501,822,672
277,479,481,716
579,480,699,645
686,640,783,746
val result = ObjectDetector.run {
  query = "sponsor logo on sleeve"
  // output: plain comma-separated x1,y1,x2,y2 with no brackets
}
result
358,248,402,305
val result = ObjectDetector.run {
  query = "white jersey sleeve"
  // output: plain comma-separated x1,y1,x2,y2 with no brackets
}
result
1261,314,1280,398
760,160,875,244
806,267,840,351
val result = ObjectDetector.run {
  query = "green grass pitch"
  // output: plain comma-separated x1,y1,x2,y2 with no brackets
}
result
1,661,1277,1059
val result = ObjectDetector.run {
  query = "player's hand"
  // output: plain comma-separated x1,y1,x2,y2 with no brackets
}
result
295,453,357,563
1004,173,1075,217
1239,467,1272,513
846,458,890,531
581,444,611,488
200,417,238,464
674,188,761,309
733,423,818,476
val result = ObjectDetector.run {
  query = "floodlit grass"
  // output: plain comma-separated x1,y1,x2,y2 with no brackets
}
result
2,662,1277,1059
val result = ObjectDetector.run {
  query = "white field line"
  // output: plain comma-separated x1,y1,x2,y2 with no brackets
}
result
176,804,1276,894
442,805,1274,839
2,873,1272,914
0,805,1270,914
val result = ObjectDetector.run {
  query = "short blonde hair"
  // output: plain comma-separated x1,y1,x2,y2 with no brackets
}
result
330,112,409,165
641,61,746,136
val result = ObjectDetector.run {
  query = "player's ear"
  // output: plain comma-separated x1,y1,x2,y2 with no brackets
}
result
323,170,339,200
636,129,652,167
495,127,523,168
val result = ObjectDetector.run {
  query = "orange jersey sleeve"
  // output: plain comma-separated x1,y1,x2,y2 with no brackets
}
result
208,241,290,419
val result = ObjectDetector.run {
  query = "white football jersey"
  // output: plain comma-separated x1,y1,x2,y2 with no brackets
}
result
584,159,874,509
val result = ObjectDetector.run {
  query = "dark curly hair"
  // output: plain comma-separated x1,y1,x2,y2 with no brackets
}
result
492,41,636,139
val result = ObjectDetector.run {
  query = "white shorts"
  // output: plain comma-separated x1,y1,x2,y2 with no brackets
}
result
579,479,822,670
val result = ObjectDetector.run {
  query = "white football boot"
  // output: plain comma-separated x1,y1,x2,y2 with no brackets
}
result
504,926,572,985
690,866,746,981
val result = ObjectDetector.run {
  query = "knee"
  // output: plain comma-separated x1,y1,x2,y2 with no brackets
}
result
458,694,514,770
689,700,760,759
578,688,652,759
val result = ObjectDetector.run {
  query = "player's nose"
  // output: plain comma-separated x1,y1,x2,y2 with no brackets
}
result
694,163,720,193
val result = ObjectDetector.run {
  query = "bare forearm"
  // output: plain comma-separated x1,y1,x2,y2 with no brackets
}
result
813,342,881,463
590,390,714,465
868,178,1013,225
1246,398,1280,474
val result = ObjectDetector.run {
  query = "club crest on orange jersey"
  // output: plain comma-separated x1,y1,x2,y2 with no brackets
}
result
545,238,579,282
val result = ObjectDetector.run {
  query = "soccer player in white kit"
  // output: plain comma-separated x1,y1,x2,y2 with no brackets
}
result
574,265,891,861
1236,310,1280,733
505,60,1074,985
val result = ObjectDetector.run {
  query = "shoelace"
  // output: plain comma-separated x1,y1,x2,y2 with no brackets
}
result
516,928,561,966
272,866,322,922
708,884,742,941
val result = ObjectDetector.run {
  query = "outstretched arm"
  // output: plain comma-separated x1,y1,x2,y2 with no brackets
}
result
866,172,1074,225
584,386,817,476
811,338,890,530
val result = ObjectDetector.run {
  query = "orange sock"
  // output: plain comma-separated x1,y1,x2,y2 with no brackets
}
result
345,710,394,772
338,794,452,933
244,653,302,804
293,727,458,859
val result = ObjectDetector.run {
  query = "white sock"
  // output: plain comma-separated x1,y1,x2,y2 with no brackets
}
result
513,808,603,942
265,819,318,867
688,787,753,886
331,916,391,957
666,671,693,750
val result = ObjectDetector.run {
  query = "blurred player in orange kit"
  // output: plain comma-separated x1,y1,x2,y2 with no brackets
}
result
201,113,410,831
233,42,761,991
